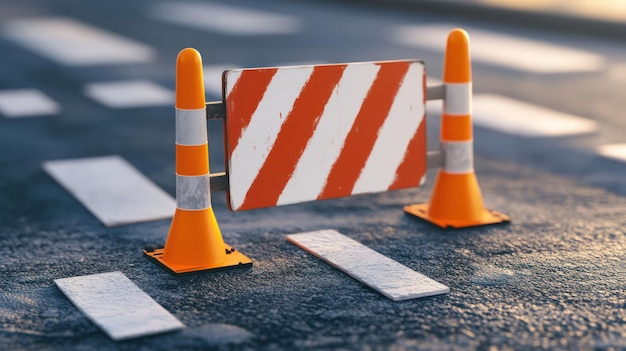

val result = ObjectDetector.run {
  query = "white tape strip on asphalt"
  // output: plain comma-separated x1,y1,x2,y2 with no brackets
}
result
597,143,626,162
43,155,175,227
151,2,302,35
286,229,449,301
393,24,604,73
85,80,174,108
3,17,155,65
55,272,184,341
427,94,597,137
0,89,60,118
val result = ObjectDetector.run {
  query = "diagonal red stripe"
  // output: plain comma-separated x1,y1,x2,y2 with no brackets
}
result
238,64,347,210
225,68,278,158
318,61,410,200
388,116,427,190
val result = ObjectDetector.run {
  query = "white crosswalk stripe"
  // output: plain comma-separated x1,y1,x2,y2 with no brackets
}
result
393,24,605,73
597,143,626,162
471,94,597,137
84,80,174,108
0,89,60,118
43,155,175,227
55,272,184,340
427,94,597,137
151,2,302,35
204,64,239,97
3,17,155,66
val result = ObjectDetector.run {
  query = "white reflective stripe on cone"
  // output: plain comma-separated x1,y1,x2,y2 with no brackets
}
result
443,83,471,116
441,140,474,174
176,108,207,146
176,174,211,210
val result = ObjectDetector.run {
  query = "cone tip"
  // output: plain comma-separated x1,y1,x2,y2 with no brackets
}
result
443,28,471,83
448,28,469,43
176,47,206,109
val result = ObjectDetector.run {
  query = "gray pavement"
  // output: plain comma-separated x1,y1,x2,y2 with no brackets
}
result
0,0,625,350
1,157,625,350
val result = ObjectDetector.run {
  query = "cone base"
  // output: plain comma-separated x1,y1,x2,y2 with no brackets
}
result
404,203,510,229
144,244,252,275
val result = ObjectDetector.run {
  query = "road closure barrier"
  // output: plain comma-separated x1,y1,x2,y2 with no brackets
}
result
145,28,508,274
403,29,510,228
223,60,427,211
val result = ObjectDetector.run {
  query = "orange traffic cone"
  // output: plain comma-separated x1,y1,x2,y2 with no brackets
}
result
144,48,252,273
404,29,510,229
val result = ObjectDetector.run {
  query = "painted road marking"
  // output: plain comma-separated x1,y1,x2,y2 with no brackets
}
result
472,94,597,137
85,80,174,108
427,94,597,137
597,143,626,162
0,89,60,118
151,2,302,35
3,17,155,65
43,155,175,227
204,64,239,97
393,24,604,73
55,272,184,340
287,230,449,301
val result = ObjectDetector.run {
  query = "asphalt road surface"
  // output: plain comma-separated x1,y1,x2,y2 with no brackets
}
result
0,0,624,350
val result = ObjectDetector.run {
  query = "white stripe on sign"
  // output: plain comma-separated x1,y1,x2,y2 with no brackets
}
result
85,80,174,108
3,17,155,66
597,143,626,162
151,2,302,35
43,155,175,227
204,64,239,97
472,94,597,137
393,24,604,73
287,230,450,301
228,66,314,209
0,89,60,118
352,62,424,194
55,272,184,340
277,63,381,205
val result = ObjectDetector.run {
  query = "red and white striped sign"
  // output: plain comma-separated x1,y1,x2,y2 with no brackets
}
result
224,60,427,211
